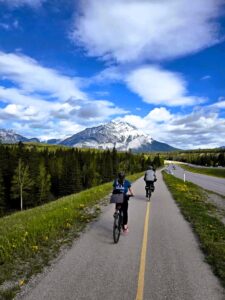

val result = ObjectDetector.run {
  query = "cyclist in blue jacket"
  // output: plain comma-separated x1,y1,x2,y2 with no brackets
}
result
113,171,134,233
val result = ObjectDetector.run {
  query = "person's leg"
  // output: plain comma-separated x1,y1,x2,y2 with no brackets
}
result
145,181,148,197
145,181,150,197
122,200,128,230
150,181,155,192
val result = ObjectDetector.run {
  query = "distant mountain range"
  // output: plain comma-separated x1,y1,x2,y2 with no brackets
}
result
0,129,39,144
0,122,178,152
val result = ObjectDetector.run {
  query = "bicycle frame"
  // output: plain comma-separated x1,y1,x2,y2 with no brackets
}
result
145,183,154,201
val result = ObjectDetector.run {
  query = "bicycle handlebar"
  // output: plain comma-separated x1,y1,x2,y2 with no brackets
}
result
127,194,134,198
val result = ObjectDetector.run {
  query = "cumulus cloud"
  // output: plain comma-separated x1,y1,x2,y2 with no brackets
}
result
0,52,86,101
0,86,128,139
126,66,206,106
119,107,225,149
51,99,128,122
72,0,224,63
0,51,130,139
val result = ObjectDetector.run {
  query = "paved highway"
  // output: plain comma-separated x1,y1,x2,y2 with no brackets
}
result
16,172,224,300
168,165,225,195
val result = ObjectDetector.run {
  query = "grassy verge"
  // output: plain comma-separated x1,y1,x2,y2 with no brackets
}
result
0,172,143,299
180,164,225,178
162,171,225,288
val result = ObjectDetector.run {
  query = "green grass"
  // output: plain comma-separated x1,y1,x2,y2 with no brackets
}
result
0,172,143,299
163,171,225,287
180,164,225,178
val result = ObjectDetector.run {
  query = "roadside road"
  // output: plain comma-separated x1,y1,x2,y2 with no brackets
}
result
169,165,225,195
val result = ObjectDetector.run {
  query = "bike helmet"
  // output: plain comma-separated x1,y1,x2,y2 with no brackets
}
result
118,171,125,180
148,165,153,170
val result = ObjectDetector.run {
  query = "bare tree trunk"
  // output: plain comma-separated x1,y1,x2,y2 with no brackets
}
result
20,185,23,211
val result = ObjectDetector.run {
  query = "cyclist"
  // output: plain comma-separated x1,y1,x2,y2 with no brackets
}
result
112,171,134,233
144,166,157,197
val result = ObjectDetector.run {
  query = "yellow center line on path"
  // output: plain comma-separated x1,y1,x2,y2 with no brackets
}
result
135,201,151,300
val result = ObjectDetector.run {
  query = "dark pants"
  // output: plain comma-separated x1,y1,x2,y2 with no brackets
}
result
116,197,129,227
145,181,154,194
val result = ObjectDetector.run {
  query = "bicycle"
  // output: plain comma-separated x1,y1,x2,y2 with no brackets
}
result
145,183,154,201
113,194,133,243
113,205,123,243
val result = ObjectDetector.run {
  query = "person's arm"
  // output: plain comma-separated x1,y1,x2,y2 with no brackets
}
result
128,186,134,196
127,181,134,196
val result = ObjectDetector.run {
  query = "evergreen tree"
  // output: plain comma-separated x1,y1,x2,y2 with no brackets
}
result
37,161,51,204
0,172,6,215
112,147,118,177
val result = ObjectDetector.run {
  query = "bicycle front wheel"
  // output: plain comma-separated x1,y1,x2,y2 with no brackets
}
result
113,214,121,243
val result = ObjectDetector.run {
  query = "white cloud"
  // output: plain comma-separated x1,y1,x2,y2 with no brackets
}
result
145,107,172,122
119,107,225,149
72,0,223,63
3,104,40,120
0,51,129,139
211,98,225,108
0,52,86,101
0,86,52,109
0,85,128,138
126,66,205,106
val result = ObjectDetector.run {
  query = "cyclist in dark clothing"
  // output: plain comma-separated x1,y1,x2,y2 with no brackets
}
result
112,171,134,233
144,166,157,197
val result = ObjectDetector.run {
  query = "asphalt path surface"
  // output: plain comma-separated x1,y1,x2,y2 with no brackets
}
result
169,165,225,195
16,172,224,300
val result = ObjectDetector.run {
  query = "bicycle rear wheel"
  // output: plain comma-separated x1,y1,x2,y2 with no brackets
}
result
113,213,121,243
148,189,151,201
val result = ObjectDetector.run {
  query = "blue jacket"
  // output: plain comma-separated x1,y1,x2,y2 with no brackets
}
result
113,179,131,194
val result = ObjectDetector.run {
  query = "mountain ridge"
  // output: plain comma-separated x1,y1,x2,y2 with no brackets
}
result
59,121,178,152
0,122,178,152
0,129,39,144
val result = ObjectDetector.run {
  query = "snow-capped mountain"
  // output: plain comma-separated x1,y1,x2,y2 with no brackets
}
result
0,122,178,152
0,129,39,144
60,121,178,152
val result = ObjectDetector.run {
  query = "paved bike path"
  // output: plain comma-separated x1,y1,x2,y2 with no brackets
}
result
16,172,224,300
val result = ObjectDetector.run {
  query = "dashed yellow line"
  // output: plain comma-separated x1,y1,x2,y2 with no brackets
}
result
135,201,151,300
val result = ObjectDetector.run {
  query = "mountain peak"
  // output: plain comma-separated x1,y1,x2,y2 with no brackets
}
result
60,121,155,151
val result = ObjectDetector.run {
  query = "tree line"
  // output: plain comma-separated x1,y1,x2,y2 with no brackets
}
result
0,143,162,216
165,149,225,167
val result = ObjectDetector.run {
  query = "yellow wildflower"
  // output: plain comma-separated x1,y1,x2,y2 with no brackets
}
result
19,280,25,286
65,222,71,228
32,245,39,251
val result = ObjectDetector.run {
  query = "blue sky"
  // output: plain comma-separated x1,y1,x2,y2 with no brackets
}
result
0,0,225,149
